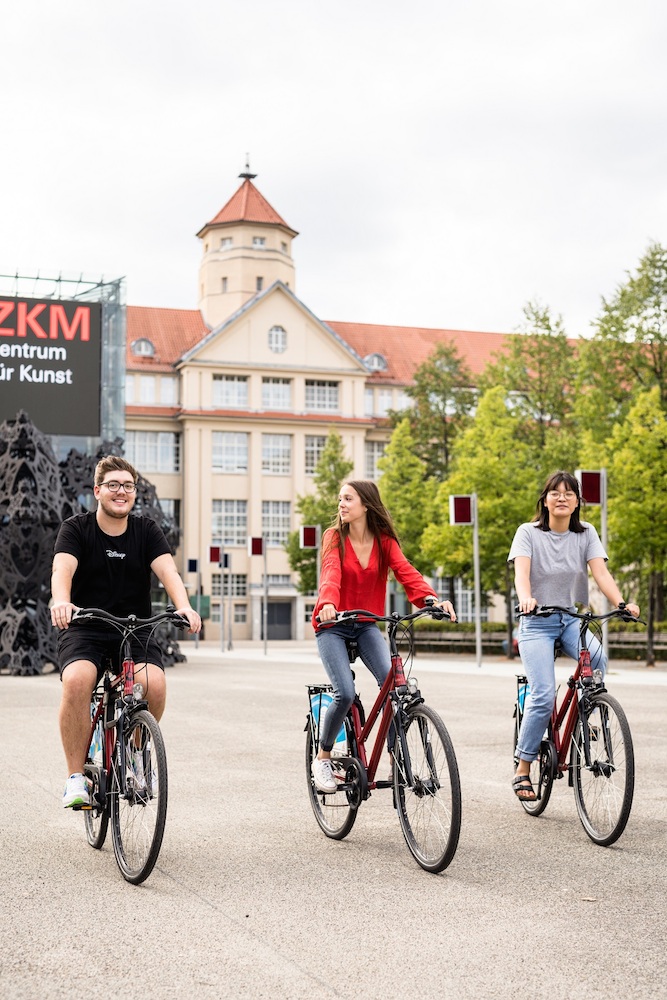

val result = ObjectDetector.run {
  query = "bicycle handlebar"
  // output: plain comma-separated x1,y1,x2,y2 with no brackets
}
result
316,605,452,626
71,607,191,629
515,604,645,625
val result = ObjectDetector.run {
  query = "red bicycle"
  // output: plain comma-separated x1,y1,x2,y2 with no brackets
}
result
513,604,643,846
307,602,462,873
72,606,188,884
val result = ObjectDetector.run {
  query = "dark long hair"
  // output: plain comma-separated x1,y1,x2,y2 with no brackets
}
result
533,470,586,533
330,479,401,577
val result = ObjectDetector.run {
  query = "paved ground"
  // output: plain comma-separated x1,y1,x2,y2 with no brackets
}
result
1,642,666,999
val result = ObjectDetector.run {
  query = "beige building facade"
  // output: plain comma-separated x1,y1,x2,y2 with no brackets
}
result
124,171,513,641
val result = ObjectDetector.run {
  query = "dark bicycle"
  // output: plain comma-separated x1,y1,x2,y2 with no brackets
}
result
512,604,644,846
72,606,189,884
307,600,462,873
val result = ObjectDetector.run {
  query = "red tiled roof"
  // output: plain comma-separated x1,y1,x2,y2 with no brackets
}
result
198,179,297,236
326,321,515,384
126,306,207,370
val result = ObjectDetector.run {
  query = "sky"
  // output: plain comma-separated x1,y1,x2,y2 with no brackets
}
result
3,1,666,339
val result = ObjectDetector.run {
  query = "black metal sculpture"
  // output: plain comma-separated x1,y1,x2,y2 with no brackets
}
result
0,411,184,676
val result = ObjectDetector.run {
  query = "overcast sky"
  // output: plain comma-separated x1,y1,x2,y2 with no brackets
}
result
3,2,666,338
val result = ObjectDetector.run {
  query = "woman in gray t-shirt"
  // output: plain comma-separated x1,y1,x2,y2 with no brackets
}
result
508,471,640,802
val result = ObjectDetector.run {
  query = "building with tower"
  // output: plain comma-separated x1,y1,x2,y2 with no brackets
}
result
124,169,514,641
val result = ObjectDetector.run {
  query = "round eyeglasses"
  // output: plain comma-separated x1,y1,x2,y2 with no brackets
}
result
546,490,576,501
100,481,137,494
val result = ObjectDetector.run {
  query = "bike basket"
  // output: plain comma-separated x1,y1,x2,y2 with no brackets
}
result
307,686,347,751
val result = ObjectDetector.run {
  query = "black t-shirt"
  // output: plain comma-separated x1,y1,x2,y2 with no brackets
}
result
54,511,172,617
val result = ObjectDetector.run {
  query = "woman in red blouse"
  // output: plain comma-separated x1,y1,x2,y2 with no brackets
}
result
310,480,456,793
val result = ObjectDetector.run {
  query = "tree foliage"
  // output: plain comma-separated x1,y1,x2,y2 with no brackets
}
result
284,431,353,595
377,418,435,573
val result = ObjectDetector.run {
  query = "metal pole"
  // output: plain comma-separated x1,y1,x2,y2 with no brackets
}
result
263,536,268,656
600,468,609,658
195,569,201,649
227,552,233,651
472,493,482,669
220,548,225,654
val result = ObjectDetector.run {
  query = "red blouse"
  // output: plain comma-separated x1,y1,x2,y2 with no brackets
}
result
312,528,437,629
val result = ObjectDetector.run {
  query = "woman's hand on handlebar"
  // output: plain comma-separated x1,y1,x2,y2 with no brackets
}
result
50,601,81,630
318,603,338,623
428,598,457,622
516,597,537,615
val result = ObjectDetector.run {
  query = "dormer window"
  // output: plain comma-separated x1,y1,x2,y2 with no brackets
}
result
252,236,266,248
131,339,155,358
364,352,388,372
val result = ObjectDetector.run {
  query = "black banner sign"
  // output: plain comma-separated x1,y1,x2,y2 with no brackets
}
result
0,296,102,435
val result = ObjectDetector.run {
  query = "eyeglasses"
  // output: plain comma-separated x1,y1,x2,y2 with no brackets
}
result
100,481,137,494
546,490,577,501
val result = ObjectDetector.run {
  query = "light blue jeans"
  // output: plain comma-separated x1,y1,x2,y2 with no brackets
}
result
516,611,606,762
315,621,391,751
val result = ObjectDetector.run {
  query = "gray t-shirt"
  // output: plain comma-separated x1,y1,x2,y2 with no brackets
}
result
507,521,607,608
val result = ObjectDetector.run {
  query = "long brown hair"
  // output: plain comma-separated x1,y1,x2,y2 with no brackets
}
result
533,470,586,533
329,480,401,578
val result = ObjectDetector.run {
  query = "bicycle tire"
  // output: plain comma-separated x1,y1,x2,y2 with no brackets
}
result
84,701,109,849
306,715,359,840
393,703,461,873
110,709,168,884
571,691,634,846
513,706,554,817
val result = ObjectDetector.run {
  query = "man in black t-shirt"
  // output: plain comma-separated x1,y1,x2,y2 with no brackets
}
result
51,455,201,809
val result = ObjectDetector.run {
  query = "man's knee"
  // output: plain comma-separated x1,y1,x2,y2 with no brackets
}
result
61,661,97,702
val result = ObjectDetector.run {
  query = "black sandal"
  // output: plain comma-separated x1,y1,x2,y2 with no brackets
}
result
512,774,536,801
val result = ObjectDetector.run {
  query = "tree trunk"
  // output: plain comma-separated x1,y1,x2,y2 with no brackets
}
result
505,564,516,660
655,570,665,623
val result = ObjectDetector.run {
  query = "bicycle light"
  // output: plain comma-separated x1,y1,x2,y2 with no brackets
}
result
407,676,419,695
133,682,145,699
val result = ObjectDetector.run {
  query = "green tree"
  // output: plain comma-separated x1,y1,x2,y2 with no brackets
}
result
576,242,667,443
479,300,578,473
285,431,353,595
580,388,667,664
377,418,435,573
421,387,537,646
390,341,475,479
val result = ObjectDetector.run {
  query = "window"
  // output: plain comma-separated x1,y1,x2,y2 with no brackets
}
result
365,440,386,480
159,499,181,528
212,573,247,597
212,499,247,547
131,339,155,358
268,325,287,353
262,574,292,587
256,276,264,292
377,389,393,417
139,376,156,404
125,431,181,473
234,604,247,624
305,379,339,412
364,352,388,372
253,236,266,247
281,241,288,253
305,435,326,475
212,432,248,473
262,377,291,409
220,237,232,248
125,374,134,404
262,500,291,546
212,375,248,408
364,387,374,416
395,390,413,410
221,277,228,293
304,602,315,623
160,376,179,405
262,434,291,474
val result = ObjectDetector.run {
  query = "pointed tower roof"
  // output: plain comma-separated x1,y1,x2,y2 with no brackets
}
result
197,166,298,238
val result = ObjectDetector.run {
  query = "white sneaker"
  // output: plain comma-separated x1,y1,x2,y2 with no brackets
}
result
62,773,90,809
311,757,337,794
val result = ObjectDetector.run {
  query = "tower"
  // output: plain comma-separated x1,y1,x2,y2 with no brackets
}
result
196,165,298,329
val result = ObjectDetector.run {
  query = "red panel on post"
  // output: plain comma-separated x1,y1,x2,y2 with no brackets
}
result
248,536,264,556
209,546,220,563
449,495,473,525
300,525,319,548
577,470,602,505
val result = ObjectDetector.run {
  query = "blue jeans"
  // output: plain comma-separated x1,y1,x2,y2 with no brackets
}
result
516,611,606,762
315,621,391,751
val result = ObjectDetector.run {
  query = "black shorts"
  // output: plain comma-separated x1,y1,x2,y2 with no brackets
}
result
57,623,164,683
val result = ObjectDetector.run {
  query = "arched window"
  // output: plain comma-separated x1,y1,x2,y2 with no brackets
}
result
268,325,287,353
364,352,388,372
131,339,155,357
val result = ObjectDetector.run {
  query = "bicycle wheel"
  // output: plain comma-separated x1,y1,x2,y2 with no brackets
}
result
306,715,359,840
571,691,634,846
110,709,168,884
393,703,461,873
513,707,554,817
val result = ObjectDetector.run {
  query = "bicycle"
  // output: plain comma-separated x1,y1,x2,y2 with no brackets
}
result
71,606,189,884
306,600,462,873
512,604,644,846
